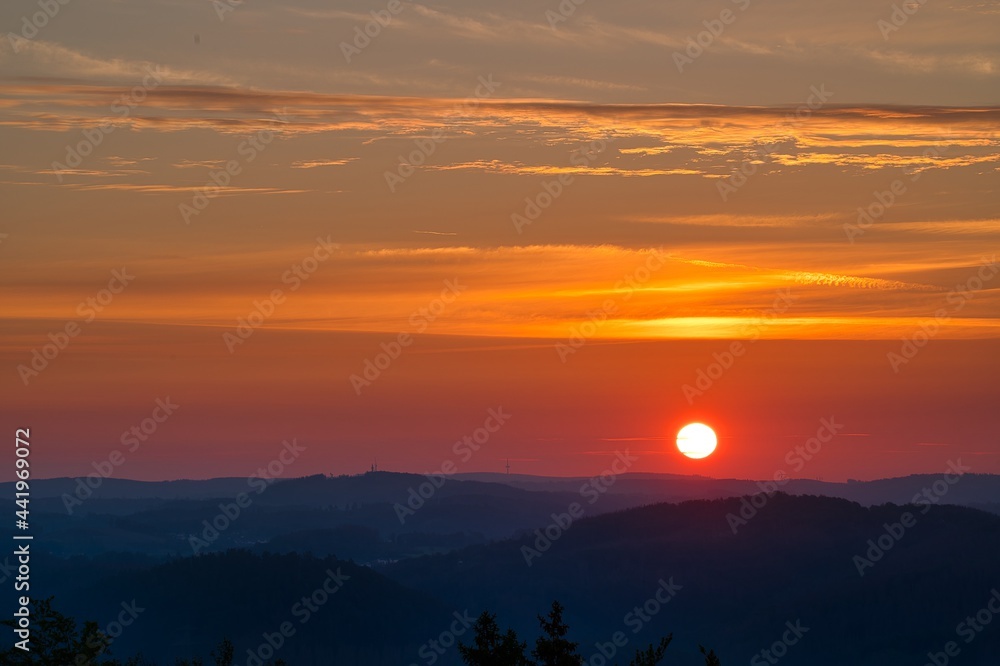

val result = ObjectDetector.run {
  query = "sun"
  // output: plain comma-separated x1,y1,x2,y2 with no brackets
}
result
676,423,717,459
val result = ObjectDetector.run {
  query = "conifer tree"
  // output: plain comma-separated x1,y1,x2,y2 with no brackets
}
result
532,601,582,666
459,612,530,666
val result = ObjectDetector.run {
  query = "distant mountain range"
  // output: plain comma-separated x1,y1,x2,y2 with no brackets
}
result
9,469,1000,508
7,493,998,665
454,469,1000,510
4,472,1000,664
4,471,998,558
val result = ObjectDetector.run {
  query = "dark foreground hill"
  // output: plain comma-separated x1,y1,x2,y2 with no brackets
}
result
388,493,1000,666
15,551,458,665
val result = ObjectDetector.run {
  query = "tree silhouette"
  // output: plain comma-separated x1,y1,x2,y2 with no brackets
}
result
459,602,711,666
4,596,716,666
627,636,673,666
211,638,234,666
699,645,722,666
0,597,111,666
532,601,582,666
459,612,530,665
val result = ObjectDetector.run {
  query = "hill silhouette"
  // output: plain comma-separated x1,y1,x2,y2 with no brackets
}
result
7,493,999,665
7,471,999,561
389,493,1000,665
32,550,457,665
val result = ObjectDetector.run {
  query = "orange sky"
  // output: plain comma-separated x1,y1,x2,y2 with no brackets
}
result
1,0,998,480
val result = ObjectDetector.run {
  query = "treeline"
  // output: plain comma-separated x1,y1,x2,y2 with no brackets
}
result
457,601,721,666
1,598,720,666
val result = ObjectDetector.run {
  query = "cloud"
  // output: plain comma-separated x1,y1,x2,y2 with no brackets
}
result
3,81,999,133
672,256,943,291
627,214,838,228
7,244,994,340
5,82,993,180
884,219,1000,235
290,158,358,169
426,159,706,177
61,183,309,195
0,40,239,86
0,81,1000,183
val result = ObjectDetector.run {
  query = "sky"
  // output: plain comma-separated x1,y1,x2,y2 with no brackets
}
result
1,0,998,482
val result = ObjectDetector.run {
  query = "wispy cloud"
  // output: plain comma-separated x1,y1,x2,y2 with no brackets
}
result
0,40,239,86
5,244,994,340
290,158,358,169
1,84,995,184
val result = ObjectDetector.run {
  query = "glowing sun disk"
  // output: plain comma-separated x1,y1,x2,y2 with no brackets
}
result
677,423,717,459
